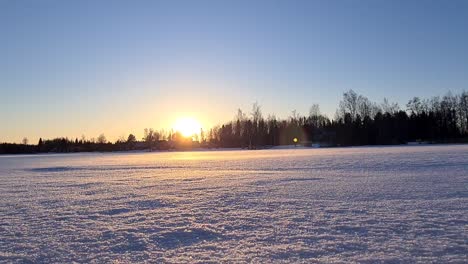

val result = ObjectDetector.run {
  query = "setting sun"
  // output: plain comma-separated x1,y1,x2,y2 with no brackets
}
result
173,117,201,138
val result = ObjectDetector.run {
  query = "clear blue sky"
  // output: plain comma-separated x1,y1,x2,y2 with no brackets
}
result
1,0,468,143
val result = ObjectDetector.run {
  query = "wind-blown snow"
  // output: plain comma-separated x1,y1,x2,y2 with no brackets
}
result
1,145,467,263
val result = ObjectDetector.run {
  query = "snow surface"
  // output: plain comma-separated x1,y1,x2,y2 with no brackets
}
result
0,145,467,263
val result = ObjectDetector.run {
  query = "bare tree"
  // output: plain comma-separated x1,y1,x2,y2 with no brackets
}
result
381,98,400,114
430,96,441,112
459,91,468,133
338,90,380,120
290,110,301,126
308,104,321,128
200,128,206,143
127,134,136,143
339,90,359,119
97,134,107,144
309,104,321,117
143,128,160,148
357,96,373,118
251,102,262,124
407,97,423,114
234,108,246,138
22,137,28,145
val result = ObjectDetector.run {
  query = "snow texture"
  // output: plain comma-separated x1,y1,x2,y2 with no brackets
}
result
0,145,467,263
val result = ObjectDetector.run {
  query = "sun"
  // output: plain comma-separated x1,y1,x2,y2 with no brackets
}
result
173,117,202,138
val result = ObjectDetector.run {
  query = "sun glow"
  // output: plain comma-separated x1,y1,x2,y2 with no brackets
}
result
173,117,202,138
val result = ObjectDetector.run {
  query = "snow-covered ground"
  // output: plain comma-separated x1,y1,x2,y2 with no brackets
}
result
0,145,467,263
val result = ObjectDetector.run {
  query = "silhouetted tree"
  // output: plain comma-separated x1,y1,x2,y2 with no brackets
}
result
97,134,107,144
127,134,136,143
4,90,468,155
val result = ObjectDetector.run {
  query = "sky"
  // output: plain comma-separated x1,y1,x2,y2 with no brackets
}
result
1,0,468,143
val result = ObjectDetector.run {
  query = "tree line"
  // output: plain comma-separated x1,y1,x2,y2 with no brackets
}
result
1,90,467,154
207,90,468,148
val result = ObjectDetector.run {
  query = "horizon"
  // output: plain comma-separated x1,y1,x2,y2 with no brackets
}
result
2,0,468,143
2,88,465,145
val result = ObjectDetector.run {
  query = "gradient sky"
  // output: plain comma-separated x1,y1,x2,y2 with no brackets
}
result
1,0,468,143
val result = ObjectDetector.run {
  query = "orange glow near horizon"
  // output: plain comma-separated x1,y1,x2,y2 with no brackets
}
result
173,117,202,138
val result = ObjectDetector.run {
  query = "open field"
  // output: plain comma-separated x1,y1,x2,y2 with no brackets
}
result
1,145,467,263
